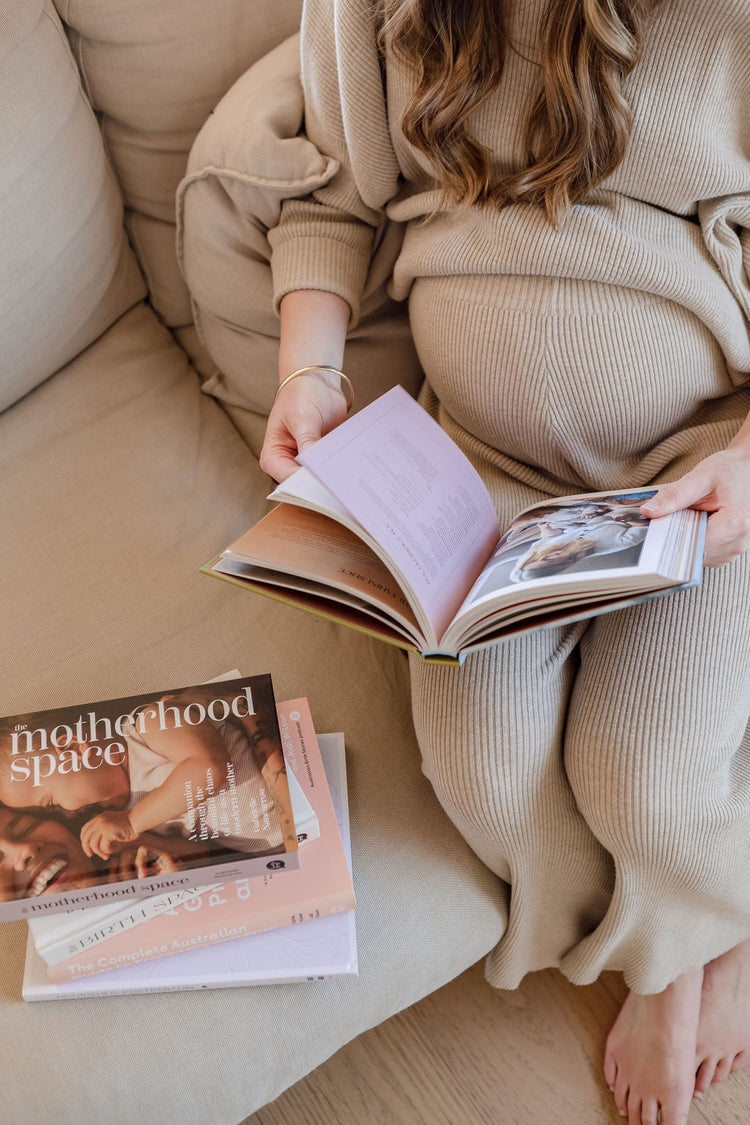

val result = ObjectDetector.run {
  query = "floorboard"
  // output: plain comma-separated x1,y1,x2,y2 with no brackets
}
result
245,962,750,1124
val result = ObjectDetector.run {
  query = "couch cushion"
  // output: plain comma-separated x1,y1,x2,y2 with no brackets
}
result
0,301,506,1123
177,34,424,446
0,0,144,413
55,0,304,328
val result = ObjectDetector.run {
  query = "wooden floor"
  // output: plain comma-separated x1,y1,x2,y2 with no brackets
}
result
246,961,750,1125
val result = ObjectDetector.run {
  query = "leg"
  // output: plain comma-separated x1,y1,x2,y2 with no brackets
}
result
409,620,615,989
563,553,750,1123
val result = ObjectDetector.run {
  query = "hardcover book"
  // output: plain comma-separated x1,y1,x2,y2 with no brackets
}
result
204,387,706,663
28,691,320,967
23,733,356,998
28,770,317,966
0,674,299,921
43,702,355,985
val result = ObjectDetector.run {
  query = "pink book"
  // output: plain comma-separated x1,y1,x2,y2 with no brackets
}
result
46,699,355,985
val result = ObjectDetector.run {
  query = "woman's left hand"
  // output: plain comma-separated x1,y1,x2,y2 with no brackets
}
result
641,446,750,566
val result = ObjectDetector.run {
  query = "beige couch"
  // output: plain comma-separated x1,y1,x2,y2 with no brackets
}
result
0,3,507,1122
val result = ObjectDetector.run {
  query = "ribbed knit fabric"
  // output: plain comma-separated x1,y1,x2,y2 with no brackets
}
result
270,0,750,367
408,278,750,993
268,0,750,993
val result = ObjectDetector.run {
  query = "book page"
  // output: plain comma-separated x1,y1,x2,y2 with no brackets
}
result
297,386,499,644
222,504,421,638
442,488,702,651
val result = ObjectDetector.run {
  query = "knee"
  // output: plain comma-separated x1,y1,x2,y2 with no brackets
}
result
566,727,735,896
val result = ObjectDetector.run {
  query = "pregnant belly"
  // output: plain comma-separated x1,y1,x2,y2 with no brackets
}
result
408,273,733,488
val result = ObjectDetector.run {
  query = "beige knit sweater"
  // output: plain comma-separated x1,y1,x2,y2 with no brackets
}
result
267,0,750,995
269,0,750,377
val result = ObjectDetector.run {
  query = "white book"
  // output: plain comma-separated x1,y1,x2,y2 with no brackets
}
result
22,734,356,1000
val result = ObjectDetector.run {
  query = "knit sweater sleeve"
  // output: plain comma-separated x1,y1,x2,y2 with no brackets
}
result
268,0,402,327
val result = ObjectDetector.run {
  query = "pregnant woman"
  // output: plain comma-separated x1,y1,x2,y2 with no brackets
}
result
258,3,750,1122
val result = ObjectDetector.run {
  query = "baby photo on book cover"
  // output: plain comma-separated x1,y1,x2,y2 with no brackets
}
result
0,674,298,917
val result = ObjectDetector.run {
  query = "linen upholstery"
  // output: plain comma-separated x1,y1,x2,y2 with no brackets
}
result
55,0,304,328
177,33,423,444
0,2,510,1119
0,0,144,412
0,302,507,1123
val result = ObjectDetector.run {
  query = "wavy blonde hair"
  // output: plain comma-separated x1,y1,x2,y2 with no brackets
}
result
378,0,657,224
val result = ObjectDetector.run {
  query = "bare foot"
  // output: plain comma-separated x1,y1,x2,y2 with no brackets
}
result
695,937,750,1096
604,969,703,1125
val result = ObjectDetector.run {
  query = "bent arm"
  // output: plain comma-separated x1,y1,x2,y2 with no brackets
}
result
259,289,351,481
260,0,403,482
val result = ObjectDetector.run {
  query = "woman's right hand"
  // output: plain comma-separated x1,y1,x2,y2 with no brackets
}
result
261,290,352,481
259,371,350,482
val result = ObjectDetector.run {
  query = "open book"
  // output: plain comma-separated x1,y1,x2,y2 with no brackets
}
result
203,387,706,662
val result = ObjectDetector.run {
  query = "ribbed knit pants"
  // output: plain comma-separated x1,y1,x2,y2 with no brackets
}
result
407,274,750,995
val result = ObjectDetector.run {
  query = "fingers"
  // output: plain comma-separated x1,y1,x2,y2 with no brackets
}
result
89,834,111,861
259,377,349,482
79,818,113,861
641,448,750,567
641,466,712,519
108,848,138,881
135,845,150,879
79,818,96,858
259,429,306,483
703,506,750,566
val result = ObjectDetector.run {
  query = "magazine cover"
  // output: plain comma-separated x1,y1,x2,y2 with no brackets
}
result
23,732,358,999
0,674,299,921
43,702,355,984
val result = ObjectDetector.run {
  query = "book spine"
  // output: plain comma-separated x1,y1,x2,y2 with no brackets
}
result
0,847,302,924
25,972,337,1001
35,885,220,967
45,886,356,985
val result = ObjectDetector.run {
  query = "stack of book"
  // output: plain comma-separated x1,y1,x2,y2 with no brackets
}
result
0,674,356,1000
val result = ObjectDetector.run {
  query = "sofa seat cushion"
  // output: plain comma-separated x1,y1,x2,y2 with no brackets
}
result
0,301,506,1124
0,0,145,413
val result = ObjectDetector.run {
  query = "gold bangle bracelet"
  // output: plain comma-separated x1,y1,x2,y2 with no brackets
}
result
274,365,355,414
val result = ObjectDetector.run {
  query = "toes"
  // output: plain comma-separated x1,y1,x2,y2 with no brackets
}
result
604,1050,617,1091
626,1092,642,1125
613,1075,630,1117
712,1054,733,1085
730,1049,750,1073
640,1096,659,1125
695,1056,716,1094
659,1092,692,1125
